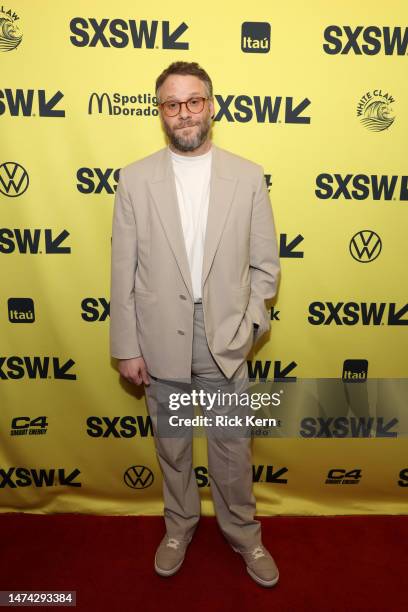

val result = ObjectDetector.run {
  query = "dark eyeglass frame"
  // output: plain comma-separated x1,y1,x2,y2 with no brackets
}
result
159,96,209,117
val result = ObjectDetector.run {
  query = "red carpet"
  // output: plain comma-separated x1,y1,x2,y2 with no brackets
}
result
0,514,406,611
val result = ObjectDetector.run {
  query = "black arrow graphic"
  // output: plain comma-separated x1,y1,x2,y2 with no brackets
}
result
280,234,304,258
45,229,71,254
388,303,408,325
162,21,188,49
376,417,398,437
285,97,311,124
53,358,76,380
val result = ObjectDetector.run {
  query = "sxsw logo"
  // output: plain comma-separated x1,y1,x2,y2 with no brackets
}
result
77,168,119,194
81,298,110,322
308,302,408,326
0,356,76,380
0,229,70,254
0,467,81,488
70,18,188,49
0,89,65,117
0,162,29,197
315,174,408,201
8,298,35,323
342,359,368,382
247,360,297,382
86,416,153,438
398,469,408,487
194,465,287,487
323,26,408,55
300,417,398,438
241,22,270,53
214,94,310,123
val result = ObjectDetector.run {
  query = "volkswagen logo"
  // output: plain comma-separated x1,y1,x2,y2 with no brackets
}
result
349,230,382,262
0,162,29,197
124,465,154,489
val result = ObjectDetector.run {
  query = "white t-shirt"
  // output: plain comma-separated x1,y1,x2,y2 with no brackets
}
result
169,145,212,302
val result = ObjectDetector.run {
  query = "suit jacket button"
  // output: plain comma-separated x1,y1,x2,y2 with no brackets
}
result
177,330,185,335
179,294,187,300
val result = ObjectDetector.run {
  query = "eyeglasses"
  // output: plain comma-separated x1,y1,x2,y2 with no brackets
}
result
159,96,208,117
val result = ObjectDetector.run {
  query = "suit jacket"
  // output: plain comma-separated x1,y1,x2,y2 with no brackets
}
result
109,143,280,381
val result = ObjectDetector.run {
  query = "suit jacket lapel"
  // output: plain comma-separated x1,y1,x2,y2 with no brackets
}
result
202,145,237,288
148,147,194,300
147,143,238,301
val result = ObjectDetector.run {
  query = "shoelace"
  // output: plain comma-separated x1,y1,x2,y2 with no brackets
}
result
251,546,266,560
166,538,181,550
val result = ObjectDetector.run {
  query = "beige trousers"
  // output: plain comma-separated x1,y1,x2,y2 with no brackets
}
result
144,302,261,553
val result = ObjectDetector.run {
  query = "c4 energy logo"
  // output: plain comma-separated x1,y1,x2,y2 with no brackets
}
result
0,89,65,117
8,297,35,323
323,26,408,55
124,466,154,489
315,173,408,201
214,94,310,124
0,228,70,254
349,230,382,263
357,90,395,132
325,469,362,484
10,416,48,436
0,5,22,51
88,92,158,116
0,162,29,196
241,22,270,53
70,18,188,49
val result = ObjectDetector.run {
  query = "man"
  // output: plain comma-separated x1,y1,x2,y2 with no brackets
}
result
110,61,281,588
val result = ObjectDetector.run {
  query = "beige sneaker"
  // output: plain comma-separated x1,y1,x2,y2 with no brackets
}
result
154,535,191,577
233,543,279,587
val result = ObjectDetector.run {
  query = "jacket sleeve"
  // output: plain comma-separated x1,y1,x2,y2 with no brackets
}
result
247,166,281,330
109,168,141,360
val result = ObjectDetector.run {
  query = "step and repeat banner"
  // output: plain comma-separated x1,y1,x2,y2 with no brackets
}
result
1,1,407,516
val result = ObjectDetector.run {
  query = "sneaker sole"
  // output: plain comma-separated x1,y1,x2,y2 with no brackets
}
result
154,553,185,577
247,566,279,587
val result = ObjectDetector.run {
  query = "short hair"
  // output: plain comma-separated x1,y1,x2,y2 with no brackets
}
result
155,61,213,102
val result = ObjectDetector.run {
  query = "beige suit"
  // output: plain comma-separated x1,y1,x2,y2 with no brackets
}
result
110,143,280,380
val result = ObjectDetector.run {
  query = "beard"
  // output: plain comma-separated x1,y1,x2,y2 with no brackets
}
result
163,115,212,152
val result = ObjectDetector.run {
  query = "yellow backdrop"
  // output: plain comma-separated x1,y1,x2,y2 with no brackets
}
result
1,1,407,516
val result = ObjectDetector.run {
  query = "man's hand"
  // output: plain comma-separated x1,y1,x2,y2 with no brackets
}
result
118,356,150,386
